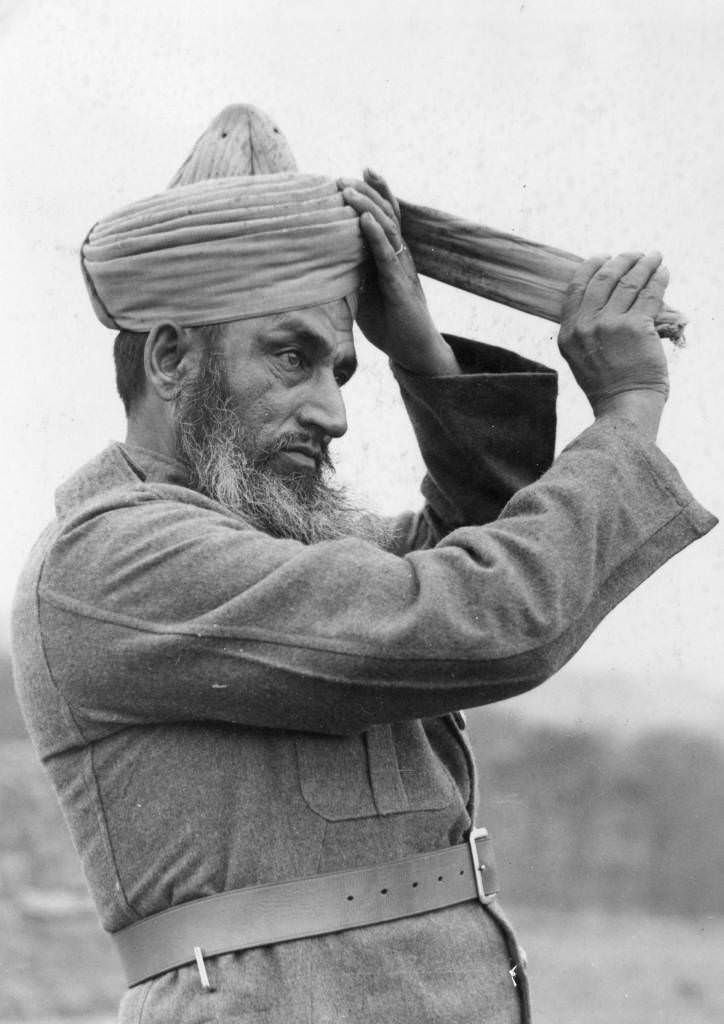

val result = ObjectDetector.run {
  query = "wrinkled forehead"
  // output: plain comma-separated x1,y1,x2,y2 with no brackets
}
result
295,298,355,335
263,299,354,343
216,299,356,362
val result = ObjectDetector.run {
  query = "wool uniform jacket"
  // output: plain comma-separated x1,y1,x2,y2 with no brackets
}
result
12,336,716,1024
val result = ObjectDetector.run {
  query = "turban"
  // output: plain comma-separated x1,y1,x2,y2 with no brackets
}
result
80,173,367,331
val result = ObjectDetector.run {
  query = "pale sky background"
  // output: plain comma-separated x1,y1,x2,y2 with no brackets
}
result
1,0,722,734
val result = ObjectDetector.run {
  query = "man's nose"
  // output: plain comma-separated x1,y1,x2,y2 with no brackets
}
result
297,372,348,439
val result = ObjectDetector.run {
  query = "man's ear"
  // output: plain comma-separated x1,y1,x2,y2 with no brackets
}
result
144,321,198,401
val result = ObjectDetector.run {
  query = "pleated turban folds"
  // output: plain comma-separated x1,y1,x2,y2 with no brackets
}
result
80,173,367,331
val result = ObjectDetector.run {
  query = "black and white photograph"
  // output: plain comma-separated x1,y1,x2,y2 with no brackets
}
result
1,1,722,1021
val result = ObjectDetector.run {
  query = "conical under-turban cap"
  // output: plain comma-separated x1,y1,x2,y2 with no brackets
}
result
80,172,367,331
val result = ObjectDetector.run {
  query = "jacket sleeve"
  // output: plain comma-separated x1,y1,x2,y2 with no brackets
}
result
387,335,558,552
35,401,716,738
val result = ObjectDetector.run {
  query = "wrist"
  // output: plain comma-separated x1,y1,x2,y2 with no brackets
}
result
392,330,462,376
593,389,666,442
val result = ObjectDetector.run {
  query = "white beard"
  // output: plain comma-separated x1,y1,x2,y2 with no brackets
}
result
173,350,396,548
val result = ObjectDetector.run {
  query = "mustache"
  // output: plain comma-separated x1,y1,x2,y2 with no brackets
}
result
255,432,334,474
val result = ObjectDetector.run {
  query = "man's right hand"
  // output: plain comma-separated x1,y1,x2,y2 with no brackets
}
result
558,252,671,440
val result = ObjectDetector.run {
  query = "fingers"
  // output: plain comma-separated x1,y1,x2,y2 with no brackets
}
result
338,171,408,263
631,264,670,319
357,211,402,275
338,171,401,221
583,251,645,311
338,176,396,221
561,255,609,325
583,251,668,315
603,251,665,314
339,181,401,248
563,251,669,326
364,168,402,222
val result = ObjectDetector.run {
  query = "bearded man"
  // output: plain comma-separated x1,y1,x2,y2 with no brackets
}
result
12,167,715,1024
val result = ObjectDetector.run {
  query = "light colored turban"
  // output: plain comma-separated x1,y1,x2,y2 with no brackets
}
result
80,173,367,331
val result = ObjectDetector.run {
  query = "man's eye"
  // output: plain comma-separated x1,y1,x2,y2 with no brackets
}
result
334,371,349,387
280,350,305,369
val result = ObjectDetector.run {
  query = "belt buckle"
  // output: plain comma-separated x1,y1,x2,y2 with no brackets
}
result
467,826,494,905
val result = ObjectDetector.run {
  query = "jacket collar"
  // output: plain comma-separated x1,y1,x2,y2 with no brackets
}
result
54,442,191,520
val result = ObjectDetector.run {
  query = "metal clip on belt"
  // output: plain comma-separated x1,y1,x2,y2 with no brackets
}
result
113,826,498,989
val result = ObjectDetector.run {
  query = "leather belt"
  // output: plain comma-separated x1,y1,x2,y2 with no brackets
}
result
113,827,498,988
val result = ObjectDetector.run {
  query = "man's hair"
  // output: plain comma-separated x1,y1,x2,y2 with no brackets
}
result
113,324,225,415
113,330,147,414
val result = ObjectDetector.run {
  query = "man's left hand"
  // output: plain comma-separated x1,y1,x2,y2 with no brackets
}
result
339,169,460,376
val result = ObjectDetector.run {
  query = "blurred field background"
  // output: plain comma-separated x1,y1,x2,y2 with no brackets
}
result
2,654,723,1023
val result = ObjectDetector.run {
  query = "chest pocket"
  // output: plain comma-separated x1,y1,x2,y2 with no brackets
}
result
296,720,457,821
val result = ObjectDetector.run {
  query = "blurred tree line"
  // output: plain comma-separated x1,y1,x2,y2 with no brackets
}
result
469,707,724,916
1,655,723,916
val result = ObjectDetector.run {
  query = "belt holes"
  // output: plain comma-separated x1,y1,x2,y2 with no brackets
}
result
411,881,418,888
380,888,389,895
346,895,354,901
459,869,465,876
437,875,444,882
